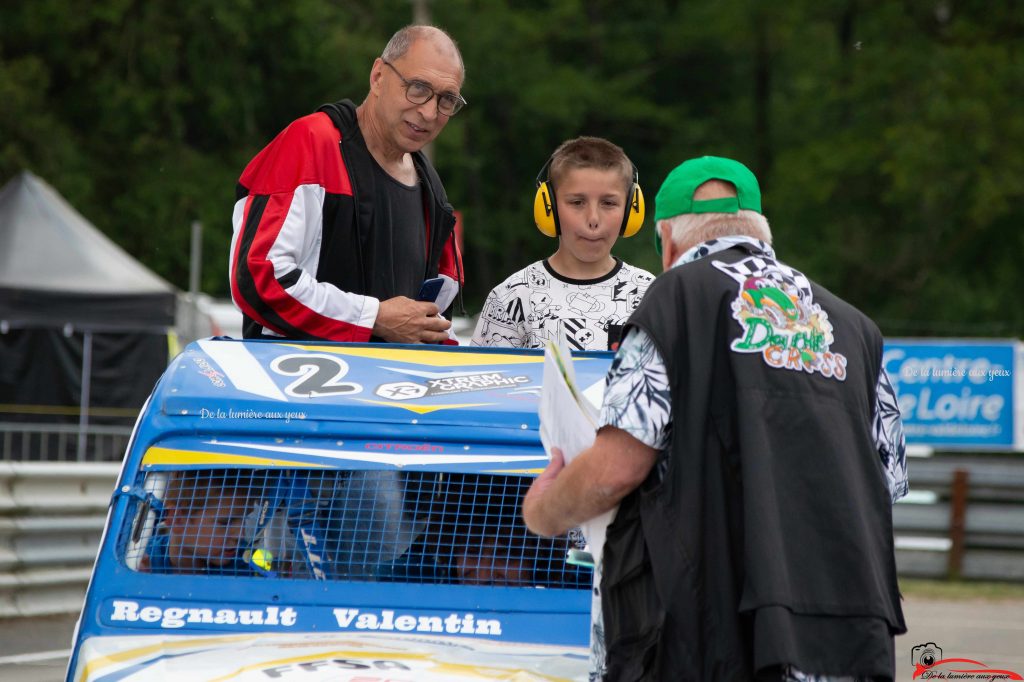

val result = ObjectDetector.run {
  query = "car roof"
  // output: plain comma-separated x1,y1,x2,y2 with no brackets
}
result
140,339,613,473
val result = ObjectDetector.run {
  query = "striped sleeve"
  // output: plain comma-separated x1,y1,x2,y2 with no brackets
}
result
229,113,377,341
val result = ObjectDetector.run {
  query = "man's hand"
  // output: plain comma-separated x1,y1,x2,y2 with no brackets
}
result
522,429,659,538
522,448,566,536
374,296,452,343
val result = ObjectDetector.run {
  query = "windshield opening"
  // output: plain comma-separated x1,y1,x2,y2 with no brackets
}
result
121,468,591,589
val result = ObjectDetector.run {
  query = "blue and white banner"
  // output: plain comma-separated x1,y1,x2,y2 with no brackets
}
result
883,339,1023,451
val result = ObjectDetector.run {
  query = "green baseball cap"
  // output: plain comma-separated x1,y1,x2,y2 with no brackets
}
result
653,156,762,254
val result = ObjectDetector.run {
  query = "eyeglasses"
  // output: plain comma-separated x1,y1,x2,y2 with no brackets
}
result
382,59,467,117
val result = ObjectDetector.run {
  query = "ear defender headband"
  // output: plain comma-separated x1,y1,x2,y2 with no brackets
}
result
533,158,646,238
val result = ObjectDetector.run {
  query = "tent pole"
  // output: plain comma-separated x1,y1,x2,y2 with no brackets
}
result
189,220,202,341
77,330,93,461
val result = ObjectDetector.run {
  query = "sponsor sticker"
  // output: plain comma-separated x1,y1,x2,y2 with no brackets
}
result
376,373,531,401
193,357,227,387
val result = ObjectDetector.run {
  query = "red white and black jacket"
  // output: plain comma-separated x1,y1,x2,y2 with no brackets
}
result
230,99,462,342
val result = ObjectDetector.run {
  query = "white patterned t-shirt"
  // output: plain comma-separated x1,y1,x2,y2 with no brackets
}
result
470,258,655,350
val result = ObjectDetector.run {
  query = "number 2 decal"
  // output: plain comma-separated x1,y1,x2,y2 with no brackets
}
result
269,354,362,398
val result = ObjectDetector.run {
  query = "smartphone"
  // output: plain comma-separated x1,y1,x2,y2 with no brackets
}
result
416,277,445,303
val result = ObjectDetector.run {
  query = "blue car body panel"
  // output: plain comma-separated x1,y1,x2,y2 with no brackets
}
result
67,340,613,681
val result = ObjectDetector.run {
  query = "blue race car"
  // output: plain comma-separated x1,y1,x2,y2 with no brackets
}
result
67,339,612,681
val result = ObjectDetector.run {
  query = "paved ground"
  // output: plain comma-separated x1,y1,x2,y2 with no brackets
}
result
895,597,1024,678
2,596,1022,681
0,613,78,682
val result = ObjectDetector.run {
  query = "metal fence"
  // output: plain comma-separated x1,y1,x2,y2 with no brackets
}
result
0,445,1021,620
0,461,120,618
894,453,1024,581
0,422,131,462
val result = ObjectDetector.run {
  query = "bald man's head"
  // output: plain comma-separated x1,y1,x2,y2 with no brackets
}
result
382,25,464,84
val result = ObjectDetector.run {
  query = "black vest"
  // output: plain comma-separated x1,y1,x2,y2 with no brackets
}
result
316,100,456,302
601,244,906,681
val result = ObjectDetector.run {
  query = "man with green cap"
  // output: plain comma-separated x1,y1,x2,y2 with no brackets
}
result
524,156,908,681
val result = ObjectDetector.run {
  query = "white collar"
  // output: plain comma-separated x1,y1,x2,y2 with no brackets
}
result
670,235,776,269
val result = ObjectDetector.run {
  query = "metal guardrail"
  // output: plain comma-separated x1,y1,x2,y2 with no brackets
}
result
0,449,1021,622
894,454,1024,581
0,462,119,618
0,422,131,462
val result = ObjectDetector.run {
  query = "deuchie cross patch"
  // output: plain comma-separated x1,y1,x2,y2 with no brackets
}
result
712,256,848,381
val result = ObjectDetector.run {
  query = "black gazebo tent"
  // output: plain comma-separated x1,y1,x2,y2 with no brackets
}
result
0,171,177,459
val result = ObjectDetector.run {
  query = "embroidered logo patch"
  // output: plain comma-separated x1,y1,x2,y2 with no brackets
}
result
712,256,847,381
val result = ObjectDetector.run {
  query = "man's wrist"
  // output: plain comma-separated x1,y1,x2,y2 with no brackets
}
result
523,491,546,536
524,489,562,537
363,296,382,335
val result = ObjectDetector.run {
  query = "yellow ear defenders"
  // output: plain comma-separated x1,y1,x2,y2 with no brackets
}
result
533,159,646,238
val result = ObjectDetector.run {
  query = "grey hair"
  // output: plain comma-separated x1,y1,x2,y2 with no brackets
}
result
659,210,772,249
381,25,465,79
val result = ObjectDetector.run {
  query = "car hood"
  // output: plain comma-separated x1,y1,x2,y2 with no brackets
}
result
71,631,589,681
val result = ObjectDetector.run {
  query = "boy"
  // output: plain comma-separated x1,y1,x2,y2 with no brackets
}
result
139,470,266,575
471,137,654,351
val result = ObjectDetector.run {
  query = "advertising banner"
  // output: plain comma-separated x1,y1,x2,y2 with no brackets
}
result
883,339,1023,451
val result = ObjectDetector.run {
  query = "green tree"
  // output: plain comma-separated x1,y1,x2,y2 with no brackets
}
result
2,0,1020,336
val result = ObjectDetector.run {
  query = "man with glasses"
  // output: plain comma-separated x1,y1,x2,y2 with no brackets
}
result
230,25,466,343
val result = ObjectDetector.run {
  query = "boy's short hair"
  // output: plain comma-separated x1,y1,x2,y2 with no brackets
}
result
164,469,260,517
548,136,634,196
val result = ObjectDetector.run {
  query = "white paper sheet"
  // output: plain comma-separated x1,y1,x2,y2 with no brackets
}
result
538,342,617,569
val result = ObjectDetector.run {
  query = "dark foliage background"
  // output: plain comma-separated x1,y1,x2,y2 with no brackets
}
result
2,0,1021,336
